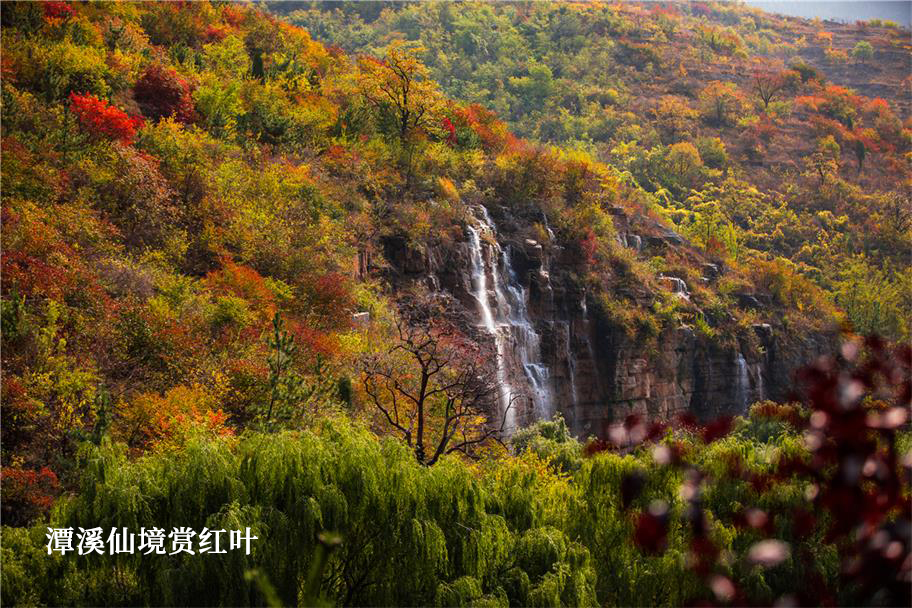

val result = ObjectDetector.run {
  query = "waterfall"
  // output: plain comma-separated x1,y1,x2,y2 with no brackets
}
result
749,361,765,406
467,223,517,430
754,363,764,402
563,322,579,409
658,275,689,297
543,214,556,243
580,296,601,394
466,206,555,429
735,353,750,413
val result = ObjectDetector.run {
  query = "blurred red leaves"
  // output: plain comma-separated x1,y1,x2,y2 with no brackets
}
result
586,337,911,606
634,501,670,554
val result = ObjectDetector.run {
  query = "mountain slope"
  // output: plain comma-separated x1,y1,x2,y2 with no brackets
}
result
1,4,910,607
1,0,841,492
282,0,912,341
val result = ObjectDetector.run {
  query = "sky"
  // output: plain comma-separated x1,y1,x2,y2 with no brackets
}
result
745,1,912,27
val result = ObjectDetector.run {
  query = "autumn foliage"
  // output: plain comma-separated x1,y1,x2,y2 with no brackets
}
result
0,2,909,605
0,466,60,527
43,2,73,21
68,93,144,144
133,64,195,123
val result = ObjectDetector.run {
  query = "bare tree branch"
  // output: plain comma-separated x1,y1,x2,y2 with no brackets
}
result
359,292,505,465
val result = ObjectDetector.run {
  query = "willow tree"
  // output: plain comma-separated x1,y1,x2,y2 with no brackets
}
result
360,294,503,465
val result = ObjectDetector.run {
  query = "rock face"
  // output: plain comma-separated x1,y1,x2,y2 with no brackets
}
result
382,204,837,438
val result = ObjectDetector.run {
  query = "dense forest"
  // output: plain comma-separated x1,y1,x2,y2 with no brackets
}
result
0,1,909,606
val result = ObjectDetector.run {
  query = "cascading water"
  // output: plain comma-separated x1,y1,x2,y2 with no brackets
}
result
735,353,750,413
562,322,579,409
467,223,517,430
502,248,555,418
570,295,601,435
753,363,764,403
466,206,556,429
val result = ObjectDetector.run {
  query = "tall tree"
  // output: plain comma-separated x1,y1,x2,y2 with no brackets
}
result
698,81,744,127
357,41,444,143
851,40,874,64
357,41,445,187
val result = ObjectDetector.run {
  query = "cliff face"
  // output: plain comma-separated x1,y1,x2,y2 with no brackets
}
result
381,201,837,438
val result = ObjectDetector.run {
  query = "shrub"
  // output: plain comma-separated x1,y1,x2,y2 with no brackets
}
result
13,40,111,101
133,64,195,123
696,136,728,169
512,414,584,472
698,81,746,127
43,2,74,21
68,93,143,144
0,466,60,526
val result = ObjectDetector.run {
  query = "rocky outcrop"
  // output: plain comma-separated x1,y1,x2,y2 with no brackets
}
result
381,203,838,439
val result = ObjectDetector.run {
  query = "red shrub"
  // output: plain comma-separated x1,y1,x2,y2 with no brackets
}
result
579,229,598,266
457,103,518,151
0,377,40,456
299,272,356,331
1,466,60,526
68,93,144,144
0,204,103,302
291,324,341,359
221,4,246,27
206,261,277,320
204,24,229,42
43,1,73,21
133,64,195,123
442,117,457,146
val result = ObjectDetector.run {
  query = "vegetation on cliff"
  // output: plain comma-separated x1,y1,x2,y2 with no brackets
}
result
285,0,912,341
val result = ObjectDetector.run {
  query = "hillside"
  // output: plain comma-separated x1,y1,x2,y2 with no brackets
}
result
0,2,909,607
283,0,912,340
2,0,846,465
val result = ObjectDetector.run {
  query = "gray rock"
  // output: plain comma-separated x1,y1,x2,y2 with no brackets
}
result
736,293,763,310
701,263,720,280
752,323,773,342
524,239,543,263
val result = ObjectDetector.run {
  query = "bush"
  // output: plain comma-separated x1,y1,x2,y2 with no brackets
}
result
512,414,584,472
133,64,195,123
68,93,143,144
696,136,728,169
0,466,60,526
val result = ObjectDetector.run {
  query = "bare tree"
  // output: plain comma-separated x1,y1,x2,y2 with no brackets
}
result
750,59,796,110
360,294,509,465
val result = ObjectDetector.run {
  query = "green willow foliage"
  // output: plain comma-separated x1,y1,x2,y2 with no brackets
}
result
3,413,839,607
